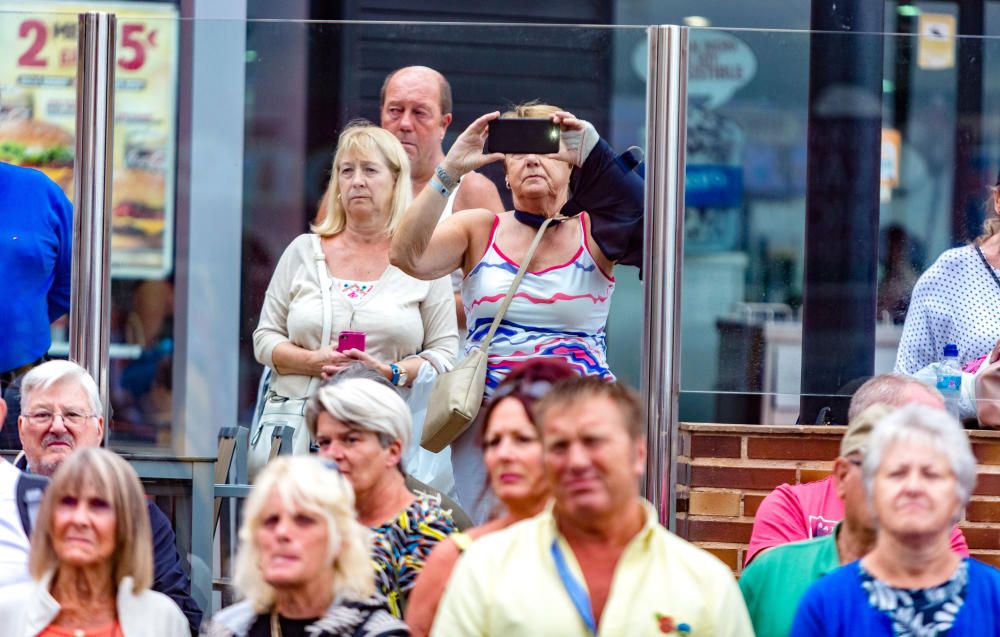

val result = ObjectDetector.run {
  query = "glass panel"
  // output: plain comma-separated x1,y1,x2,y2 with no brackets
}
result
0,7,80,449
679,26,1000,426
239,20,650,423
107,8,181,453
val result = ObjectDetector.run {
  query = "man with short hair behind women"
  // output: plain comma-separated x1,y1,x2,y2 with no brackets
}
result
791,405,1000,636
390,103,643,521
15,359,203,631
306,370,455,618
0,448,189,636
203,456,407,636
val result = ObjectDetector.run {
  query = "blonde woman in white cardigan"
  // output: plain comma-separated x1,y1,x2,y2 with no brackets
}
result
252,122,458,472
0,448,189,637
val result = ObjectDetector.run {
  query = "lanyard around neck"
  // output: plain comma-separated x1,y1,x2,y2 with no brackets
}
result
550,538,597,635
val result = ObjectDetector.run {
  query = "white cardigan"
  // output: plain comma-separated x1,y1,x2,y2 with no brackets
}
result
253,233,458,399
0,571,189,637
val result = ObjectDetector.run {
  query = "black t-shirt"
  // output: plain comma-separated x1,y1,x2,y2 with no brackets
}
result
247,613,319,637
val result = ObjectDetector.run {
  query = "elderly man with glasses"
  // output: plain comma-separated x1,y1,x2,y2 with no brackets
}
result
15,359,203,634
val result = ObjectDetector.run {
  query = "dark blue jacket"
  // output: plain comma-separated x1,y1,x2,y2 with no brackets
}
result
146,499,203,634
560,139,645,270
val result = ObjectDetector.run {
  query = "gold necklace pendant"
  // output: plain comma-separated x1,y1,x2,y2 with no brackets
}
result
270,609,282,637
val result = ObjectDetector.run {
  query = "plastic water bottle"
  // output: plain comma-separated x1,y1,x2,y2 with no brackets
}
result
936,344,962,420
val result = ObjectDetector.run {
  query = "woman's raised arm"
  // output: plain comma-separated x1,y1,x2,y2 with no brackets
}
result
390,112,504,280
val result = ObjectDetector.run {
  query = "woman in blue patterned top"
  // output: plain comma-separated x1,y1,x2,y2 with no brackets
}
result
791,405,1000,637
307,367,456,618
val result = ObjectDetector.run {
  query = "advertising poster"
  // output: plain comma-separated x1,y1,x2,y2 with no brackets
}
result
917,13,956,71
0,1,178,278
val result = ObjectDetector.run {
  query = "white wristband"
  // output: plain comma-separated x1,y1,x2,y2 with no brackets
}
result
429,176,451,198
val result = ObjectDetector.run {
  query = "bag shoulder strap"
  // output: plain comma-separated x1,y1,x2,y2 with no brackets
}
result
975,244,1000,293
481,217,558,347
309,234,334,396
16,473,49,538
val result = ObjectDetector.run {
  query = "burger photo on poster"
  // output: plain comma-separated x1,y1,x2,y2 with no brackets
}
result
112,168,165,252
0,118,74,194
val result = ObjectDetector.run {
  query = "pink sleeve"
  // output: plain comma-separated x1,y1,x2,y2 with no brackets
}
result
745,483,809,566
950,525,970,556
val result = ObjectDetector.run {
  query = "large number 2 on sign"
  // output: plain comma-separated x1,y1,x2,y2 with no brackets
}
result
119,23,146,71
17,19,47,67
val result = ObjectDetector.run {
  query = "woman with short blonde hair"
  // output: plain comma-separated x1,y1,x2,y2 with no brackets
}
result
0,448,188,636
233,455,374,609
204,456,408,636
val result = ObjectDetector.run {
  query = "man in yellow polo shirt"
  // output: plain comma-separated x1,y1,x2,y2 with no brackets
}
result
431,377,753,637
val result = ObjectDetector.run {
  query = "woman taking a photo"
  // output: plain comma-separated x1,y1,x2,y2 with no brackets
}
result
252,123,457,473
389,104,643,518
306,369,456,618
405,359,575,637
0,448,188,636
792,405,1000,635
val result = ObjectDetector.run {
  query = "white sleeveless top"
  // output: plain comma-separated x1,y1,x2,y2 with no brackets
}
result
439,182,464,293
461,213,616,398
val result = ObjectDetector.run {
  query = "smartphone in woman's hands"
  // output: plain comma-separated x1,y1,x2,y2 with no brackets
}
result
337,330,366,352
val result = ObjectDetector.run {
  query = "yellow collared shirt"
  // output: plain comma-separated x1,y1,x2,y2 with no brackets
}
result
431,500,754,637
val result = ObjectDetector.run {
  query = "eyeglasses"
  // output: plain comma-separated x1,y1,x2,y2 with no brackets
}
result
24,410,97,427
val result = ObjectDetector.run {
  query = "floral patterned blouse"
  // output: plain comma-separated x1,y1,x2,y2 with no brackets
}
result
371,492,457,618
860,559,969,637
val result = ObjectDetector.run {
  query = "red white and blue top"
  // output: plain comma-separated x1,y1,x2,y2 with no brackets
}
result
461,213,616,397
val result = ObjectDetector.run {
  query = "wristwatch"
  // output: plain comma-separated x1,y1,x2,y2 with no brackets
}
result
389,363,408,387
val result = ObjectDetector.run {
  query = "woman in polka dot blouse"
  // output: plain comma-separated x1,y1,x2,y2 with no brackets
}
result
895,178,1000,374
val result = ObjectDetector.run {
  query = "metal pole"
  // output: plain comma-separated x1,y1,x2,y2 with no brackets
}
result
641,25,687,529
70,12,116,424
799,1,883,425
951,0,985,243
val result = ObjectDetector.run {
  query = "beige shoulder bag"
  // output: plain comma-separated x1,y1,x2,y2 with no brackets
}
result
421,218,556,452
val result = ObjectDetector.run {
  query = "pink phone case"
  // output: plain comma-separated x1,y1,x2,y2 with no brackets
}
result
337,330,366,352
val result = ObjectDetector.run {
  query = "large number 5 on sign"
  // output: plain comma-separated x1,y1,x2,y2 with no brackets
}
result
18,19,47,67
119,23,146,71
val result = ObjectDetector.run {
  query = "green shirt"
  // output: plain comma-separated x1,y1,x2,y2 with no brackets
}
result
738,526,841,637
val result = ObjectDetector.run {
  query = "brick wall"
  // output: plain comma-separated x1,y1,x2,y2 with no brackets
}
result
676,423,1000,575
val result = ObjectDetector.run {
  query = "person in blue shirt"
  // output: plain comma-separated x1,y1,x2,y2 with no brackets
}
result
791,405,1000,637
0,162,72,448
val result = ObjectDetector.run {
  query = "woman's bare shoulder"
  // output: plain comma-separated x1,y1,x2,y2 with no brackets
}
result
467,517,511,540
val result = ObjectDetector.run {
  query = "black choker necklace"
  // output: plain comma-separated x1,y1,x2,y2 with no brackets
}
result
513,209,563,228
